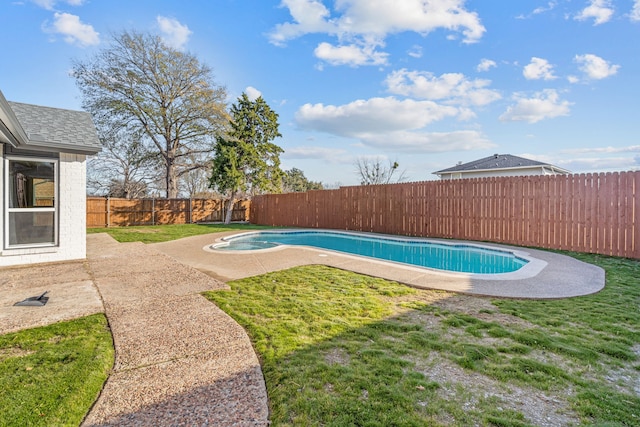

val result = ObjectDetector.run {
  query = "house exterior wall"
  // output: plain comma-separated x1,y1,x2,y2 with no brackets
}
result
0,144,3,252
0,151,87,266
439,167,553,180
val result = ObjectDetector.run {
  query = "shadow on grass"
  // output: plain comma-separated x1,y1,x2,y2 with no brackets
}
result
203,257,640,426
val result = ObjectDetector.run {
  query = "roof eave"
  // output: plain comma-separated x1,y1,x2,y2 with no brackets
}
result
22,140,101,155
436,164,570,176
543,165,572,175
0,92,29,147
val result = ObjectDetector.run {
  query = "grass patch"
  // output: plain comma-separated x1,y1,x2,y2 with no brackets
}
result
87,223,271,243
204,253,640,426
0,314,113,427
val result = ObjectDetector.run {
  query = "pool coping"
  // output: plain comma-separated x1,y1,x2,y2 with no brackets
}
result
152,230,606,299
205,229,549,282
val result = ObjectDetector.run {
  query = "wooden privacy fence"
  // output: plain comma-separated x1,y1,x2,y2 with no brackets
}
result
250,171,640,259
87,197,250,227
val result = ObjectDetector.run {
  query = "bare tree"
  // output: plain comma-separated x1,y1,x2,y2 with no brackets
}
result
87,123,158,198
73,30,228,198
355,157,408,185
180,153,216,197
105,179,149,199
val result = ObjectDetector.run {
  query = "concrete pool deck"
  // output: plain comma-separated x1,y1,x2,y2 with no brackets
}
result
152,230,605,299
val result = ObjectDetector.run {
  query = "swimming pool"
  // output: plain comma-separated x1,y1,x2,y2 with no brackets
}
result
212,230,528,274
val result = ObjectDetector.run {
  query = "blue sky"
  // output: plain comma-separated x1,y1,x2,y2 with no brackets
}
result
2,0,639,186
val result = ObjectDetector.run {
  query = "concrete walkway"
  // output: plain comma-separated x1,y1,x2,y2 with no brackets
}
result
81,233,268,426
1,233,268,426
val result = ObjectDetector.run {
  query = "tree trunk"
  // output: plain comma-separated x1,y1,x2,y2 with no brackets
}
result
224,193,237,224
165,157,178,198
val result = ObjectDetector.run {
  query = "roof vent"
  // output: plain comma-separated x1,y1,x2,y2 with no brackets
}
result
494,153,499,158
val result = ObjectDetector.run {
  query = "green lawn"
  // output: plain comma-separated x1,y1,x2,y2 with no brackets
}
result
204,253,640,426
6,224,636,426
0,314,114,427
87,222,272,243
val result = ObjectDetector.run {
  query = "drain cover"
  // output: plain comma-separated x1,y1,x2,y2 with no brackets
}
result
14,291,49,307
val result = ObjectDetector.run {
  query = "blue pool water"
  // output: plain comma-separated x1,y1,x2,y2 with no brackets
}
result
214,231,528,274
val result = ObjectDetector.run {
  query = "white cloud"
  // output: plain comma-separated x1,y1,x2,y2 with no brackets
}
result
47,12,99,47
157,16,192,50
523,57,556,80
357,130,495,153
245,86,262,101
284,146,350,162
632,1,640,21
517,1,558,19
559,156,639,171
574,0,614,25
408,45,423,59
269,0,485,66
385,69,501,106
522,149,640,172
31,0,85,10
499,89,572,123
533,1,558,15
574,53,620,80
294,96,493,153
296,97,459,135
561,145,640,154
314,42,388,66
476,58,496,72
269,0,334,46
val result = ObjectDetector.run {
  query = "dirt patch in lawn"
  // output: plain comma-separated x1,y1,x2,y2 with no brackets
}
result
414,355,580,427
393,291,583,426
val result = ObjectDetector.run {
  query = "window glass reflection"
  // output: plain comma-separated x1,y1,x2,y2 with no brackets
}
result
9,160,55,208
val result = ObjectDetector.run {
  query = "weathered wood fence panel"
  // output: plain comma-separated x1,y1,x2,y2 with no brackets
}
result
87,197,250,227
250,171,640,259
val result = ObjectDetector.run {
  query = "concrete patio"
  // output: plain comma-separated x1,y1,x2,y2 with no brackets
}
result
0,233,268,427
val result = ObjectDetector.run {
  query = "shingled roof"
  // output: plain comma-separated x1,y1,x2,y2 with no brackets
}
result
434,154,570,175
0,91,100,155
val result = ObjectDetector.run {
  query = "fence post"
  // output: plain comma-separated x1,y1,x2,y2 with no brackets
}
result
189,198,192,224
106,196,110,228
152,198,156,226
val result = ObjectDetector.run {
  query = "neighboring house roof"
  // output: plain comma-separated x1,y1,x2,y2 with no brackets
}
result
433,154,570,176
0,90,101,155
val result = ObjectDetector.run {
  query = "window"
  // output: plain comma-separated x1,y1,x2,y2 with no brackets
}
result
5,157,57,248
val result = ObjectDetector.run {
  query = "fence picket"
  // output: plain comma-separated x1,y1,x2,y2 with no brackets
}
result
247,171,639,259
85,172,640,259
87,197,249,227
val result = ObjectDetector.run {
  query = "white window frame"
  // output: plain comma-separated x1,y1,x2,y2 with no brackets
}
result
4,155,59,249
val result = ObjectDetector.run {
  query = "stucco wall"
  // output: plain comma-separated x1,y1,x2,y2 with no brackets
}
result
0,152,87,267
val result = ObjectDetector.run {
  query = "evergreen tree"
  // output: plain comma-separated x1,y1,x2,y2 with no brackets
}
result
210,93,283,223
